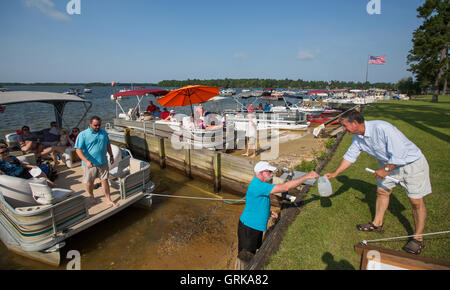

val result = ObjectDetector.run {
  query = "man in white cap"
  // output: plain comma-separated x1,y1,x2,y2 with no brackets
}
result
237,161,318,267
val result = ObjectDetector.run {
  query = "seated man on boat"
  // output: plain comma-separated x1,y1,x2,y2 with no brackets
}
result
39,122,63,166
17,126,42,156
145,101,158,114
0,143,56,187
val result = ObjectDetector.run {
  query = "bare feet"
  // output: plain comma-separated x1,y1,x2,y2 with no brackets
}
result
107,200,119,208
242,153,249,156
249,154,256,158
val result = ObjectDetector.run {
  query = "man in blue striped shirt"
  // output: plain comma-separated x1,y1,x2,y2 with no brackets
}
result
325,109,431,255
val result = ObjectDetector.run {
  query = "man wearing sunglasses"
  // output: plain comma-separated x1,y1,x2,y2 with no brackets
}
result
75,116,117,208
237,161,318,268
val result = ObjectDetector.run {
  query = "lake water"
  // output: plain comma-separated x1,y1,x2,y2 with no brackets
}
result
0,86,290,139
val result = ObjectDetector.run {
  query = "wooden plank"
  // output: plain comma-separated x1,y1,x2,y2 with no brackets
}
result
190,165,214,182
354,243,450,270
158,137,166,168
221,176,249,195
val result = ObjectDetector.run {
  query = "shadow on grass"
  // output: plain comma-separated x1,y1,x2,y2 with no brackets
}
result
367,103,450,143
335,175,415,235
322,252,355,270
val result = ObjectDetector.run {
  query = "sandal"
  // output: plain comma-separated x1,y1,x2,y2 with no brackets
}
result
402,238,424,255
356,222,384,233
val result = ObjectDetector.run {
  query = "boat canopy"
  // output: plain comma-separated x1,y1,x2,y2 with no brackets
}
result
308,90,328,95
112,89,169,99
0,91,92,128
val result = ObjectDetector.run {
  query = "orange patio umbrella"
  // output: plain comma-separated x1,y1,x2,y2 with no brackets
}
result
156,85,220,116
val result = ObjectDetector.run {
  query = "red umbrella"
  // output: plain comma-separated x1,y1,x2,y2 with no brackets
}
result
156,85,220,116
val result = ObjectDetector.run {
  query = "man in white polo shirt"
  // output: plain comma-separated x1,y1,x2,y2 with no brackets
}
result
325,109,431,255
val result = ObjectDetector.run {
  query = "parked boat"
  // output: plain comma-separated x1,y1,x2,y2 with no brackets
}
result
307,114,339,125
83,88,92,93
0,91,155,266
225,111,310,131
220,88,236,96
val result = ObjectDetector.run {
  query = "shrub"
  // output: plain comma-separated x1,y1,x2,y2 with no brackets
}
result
294,159,317,172
325,138,335,149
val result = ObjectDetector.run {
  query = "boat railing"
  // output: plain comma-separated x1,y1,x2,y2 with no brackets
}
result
0,191,88,250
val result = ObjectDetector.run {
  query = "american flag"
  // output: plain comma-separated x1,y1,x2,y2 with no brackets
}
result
369,55,386,65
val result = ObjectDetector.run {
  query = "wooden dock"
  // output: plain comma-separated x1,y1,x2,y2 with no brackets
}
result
124,129,255,195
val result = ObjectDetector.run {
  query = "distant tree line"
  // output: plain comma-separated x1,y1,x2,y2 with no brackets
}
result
0,82,158,87
158,78,397,90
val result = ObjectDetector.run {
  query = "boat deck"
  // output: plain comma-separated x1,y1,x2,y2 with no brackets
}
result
53,164,148,239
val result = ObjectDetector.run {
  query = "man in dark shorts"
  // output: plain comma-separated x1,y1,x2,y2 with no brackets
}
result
236,161,318,268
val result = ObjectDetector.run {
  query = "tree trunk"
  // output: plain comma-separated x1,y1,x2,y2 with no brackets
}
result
432,45,448,102
444,62,449,96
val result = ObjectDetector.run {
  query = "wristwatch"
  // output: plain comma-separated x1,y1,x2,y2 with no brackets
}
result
384,166,390,172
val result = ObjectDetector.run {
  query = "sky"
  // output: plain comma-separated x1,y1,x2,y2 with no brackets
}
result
0,0,426,84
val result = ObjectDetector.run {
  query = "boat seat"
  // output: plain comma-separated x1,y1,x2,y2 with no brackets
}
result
16,153,37,166
0,175,46,208
109,155,131,180
29,182,74,205
108,157,150,199
62,148,81,168
108,144,124,170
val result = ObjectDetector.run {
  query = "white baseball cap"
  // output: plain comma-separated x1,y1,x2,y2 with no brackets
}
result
254,161,277,174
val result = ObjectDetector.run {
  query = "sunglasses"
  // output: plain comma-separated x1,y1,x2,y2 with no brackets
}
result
0,149,8,154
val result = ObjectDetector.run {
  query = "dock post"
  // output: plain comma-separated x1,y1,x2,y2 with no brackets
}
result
213,152,221,192
158,137,166,168
185,146,192,178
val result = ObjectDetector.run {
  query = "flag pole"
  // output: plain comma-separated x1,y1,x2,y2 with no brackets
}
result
365,55,369,83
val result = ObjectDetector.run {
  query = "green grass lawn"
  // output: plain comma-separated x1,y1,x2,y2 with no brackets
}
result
266,95,450,270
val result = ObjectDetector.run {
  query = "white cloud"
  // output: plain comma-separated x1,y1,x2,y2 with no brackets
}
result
233,52,248,60
25,0,70,21
296,49,315,60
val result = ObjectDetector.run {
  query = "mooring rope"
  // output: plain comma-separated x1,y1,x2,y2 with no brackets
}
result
149,193,245,203
361,230,450,245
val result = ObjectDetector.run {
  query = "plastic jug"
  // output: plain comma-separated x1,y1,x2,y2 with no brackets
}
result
318,176,332,197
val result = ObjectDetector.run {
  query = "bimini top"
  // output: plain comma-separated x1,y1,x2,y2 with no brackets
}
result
112,89,169,99
0,91,90,105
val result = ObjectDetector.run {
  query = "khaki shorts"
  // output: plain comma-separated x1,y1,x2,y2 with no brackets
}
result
83,163,109,184
247,137,257,149
377,155,432,199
